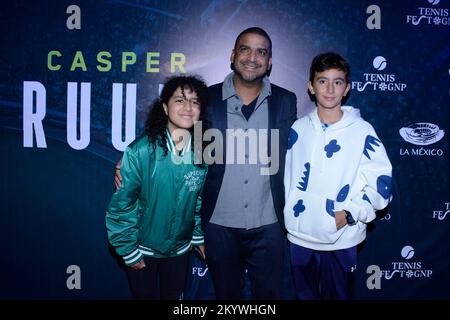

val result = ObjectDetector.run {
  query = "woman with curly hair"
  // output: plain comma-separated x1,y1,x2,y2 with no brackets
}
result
106,75,209,300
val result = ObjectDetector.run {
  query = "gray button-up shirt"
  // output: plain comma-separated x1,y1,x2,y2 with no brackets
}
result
209,72,277,229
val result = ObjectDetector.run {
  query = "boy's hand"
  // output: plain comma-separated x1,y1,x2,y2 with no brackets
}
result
114,159,122,190
335,210,347,230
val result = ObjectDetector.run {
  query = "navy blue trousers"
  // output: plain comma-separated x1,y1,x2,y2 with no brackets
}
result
204,222,284,300
126,253,189,300
290,243,357,300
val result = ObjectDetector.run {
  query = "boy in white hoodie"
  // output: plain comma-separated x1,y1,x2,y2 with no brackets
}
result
284,52,392,299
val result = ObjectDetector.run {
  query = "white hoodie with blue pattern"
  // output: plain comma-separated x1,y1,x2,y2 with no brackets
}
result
284,106,393,251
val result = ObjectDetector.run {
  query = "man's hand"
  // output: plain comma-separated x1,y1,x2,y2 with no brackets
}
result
114,159,122,190
335,210,347,230
131,259,146,270
194,244,206,260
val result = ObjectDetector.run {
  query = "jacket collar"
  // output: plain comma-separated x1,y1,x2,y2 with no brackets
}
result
165,129,191,156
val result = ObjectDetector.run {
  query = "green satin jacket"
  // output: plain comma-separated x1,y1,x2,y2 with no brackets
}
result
105,132,207,265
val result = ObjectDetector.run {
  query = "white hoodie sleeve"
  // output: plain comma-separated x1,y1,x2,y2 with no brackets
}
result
334,131,393,224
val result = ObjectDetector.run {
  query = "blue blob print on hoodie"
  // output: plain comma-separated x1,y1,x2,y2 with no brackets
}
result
326,184,349,218
324,139,341,158
296,163,310,191
336,184,350,202
287,128,298,150
363,135,381,160
377,175,392,199
326,199,335,217
362,194,372,204
293,199,306,217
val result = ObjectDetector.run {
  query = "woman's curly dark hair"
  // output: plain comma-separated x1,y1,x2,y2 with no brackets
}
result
144,75,209,166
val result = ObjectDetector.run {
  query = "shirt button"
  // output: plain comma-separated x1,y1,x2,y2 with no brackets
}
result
235,106,239,111
245,154,249,159
244,204,248,208
244,180,248,184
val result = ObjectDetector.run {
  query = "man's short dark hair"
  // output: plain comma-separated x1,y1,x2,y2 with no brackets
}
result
234,27,272,57
309,52,350,83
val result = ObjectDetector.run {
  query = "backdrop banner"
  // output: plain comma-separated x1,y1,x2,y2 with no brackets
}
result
1,0,449,299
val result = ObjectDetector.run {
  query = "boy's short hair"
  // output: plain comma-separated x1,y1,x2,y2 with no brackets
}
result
309,52,350,83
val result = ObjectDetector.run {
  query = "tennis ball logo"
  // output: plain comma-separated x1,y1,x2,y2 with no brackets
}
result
373,56,387,71
401,245,415,260
428,0,440,5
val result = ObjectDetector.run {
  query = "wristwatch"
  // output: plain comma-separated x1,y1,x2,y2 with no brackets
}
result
344,210,356,226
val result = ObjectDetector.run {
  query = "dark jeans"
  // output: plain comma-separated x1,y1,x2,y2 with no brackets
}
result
126,253,189,300
204,222,284,300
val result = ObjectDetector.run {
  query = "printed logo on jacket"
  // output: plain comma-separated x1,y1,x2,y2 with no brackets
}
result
184,170,205,192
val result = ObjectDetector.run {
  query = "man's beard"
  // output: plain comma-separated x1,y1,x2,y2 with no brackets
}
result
232,62,267,83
